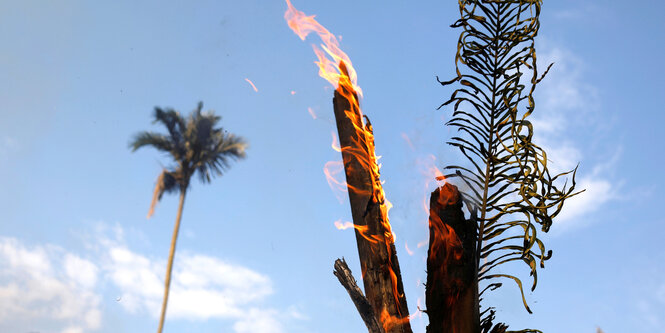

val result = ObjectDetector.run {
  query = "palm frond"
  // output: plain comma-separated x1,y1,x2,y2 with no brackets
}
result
129,132,174,153
132,101,248,192
195,132,247,183
153,107,187,161
440,0,582,329
147,169,179,218
178,102,248,184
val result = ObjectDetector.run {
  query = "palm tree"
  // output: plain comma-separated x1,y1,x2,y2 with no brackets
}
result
130,102,247,333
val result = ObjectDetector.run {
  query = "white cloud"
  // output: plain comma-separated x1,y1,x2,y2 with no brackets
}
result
105,245,163,314
286,305,308,320
554,177,613,224
95,225,299,332
233,308,284,333
62,327,84,333
551,4,608,21
64,253,99,289
529,41,617,231
102,240,276,324
0,237,101,333
0,224,305,332
538,47,599,114
169,254,273,319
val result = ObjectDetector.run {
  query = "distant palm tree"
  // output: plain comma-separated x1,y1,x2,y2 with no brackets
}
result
130,102,247,333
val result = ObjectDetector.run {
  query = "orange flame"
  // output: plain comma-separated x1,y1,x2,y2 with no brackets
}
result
420,154,447,213
244,78,258,92
379,307,422,332
330,131,341,152
429,184,464,263
334,220,382,244
334,220,353,230
284,0,361,95
323,160,347,203
286,1,406,326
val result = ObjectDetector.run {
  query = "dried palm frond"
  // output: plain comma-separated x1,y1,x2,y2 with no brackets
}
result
440,0,582,330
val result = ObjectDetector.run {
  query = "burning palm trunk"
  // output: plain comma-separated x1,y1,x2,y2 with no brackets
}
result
426,183,479,333
284,3,412,331
332,62,412,333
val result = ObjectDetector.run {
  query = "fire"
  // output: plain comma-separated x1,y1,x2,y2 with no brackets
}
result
330,131,341,152
323,160,349,203
429,183,463,263
284,0,361,95
244,78,258,92
286,1,407,328
379,307,423,332
334,220,353,230
380,306,410,332
285,0,377,202
419,154,446,213
335,219,382,244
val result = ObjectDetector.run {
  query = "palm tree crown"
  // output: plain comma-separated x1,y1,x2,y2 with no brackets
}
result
131,101,247,217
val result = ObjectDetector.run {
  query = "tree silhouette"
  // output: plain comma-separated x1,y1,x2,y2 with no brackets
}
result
435,1,582,331
130,102,247,333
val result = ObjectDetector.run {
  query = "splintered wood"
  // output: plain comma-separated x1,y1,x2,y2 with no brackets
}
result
333,258,385,333
332,62,412,333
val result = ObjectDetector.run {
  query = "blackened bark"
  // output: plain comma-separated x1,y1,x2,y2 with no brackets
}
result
426,183,479,333
333,258,386,333
332,62,412,333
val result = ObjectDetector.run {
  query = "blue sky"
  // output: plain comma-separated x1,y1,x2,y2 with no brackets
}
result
1,1,664,332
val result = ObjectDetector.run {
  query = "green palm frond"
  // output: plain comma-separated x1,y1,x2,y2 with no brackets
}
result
440,0,581,330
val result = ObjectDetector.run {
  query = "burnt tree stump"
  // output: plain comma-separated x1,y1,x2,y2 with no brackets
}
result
426,183,479,333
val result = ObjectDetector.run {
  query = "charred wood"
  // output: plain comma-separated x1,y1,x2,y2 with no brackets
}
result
425,183,479,333
333,258,386,333
332,62,412,333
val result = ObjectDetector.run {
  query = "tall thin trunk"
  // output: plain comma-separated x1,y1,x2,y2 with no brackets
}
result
157,188,187,333
332,81,412,333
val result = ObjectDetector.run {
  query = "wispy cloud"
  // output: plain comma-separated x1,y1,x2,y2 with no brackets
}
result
233,308,284,333
0,237,102,333
0,136,18,159
0,224,304,332
633,264,665,330
532,41,618,230
551,3,609,21
94,224,295,332
102,238,275,321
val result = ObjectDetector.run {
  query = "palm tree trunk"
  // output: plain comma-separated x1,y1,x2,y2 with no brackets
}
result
332,86,412,333
157,188,187,333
